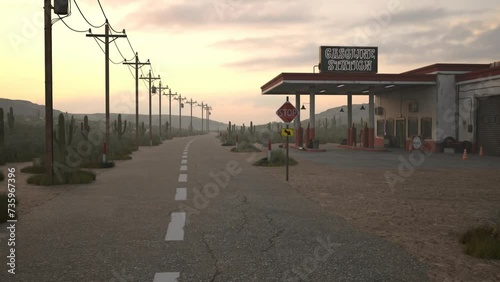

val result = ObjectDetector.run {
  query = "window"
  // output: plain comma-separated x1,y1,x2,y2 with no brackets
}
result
377,119,384,137
421,117,432,139
408,117,418,137
385,118,394,137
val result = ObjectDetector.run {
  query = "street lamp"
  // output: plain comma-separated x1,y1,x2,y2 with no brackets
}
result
204,104,212,132
163,89,177,138
185,98,197,135
174,94,186,136
155,82,169,140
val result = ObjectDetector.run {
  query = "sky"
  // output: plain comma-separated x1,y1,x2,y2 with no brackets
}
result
1,0,499,125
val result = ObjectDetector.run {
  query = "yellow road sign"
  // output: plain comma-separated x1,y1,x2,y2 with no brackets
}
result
281,128,294,137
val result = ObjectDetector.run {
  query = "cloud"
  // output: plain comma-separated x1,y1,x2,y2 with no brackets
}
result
221,42,319,71
376,23,500,66
118,0,315,32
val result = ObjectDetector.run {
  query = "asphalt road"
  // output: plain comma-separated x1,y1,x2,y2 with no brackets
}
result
0,134,429,281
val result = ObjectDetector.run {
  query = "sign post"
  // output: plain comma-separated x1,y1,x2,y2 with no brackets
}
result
276,96,298,181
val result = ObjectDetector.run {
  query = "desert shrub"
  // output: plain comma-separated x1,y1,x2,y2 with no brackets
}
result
253,149,298,166
21,165,45,174
460,225,500,259
230,141,262,153
27,169,96,186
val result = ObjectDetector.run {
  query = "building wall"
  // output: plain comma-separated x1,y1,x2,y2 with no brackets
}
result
374,85,437,148
436,74,458,142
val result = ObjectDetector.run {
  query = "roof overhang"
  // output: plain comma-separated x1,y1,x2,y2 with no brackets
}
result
261,72,437,95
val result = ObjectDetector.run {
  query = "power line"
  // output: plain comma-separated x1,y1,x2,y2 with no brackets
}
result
57,15,89,33
109,29,135,62
95,0,124,34
91,36,126,65
73,0,106,28
126,37,136,54
114,40,135,62
126,65,136,80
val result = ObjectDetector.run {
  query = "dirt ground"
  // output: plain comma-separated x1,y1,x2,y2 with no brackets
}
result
266,156,500,281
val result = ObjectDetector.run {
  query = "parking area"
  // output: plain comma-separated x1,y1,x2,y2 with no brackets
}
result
289,143,500,169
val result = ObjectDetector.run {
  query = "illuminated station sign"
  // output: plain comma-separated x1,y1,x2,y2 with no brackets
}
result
319,46,378,73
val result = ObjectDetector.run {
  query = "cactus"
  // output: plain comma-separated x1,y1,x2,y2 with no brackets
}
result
249,121,255,135
165,121,170,134
0,108,4,146
240,123,245,134
140,122,146,136
54,113,75,148
112,114,127,139
227,121,232,135
323,118,329,131
81,115,90,140
7,107,14,130
232,124,235,132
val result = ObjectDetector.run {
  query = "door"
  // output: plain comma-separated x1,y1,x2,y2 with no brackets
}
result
395,119,406,148
477,96,500,156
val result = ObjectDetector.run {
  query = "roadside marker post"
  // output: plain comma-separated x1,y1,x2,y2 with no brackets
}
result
276,96,298,182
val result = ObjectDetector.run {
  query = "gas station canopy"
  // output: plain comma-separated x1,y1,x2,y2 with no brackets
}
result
261,72,437,95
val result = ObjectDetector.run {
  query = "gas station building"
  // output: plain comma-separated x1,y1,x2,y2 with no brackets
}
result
261,46,500,156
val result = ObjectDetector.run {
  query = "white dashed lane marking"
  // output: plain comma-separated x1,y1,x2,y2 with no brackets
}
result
181,159,187,164
165,212,186,241
175,188,187,201
180,165,187,171
178,174,187,182
153,272,180,282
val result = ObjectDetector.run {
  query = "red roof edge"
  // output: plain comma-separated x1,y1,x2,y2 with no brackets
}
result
401,63,490,75
456,65,500,82
261,73,285,92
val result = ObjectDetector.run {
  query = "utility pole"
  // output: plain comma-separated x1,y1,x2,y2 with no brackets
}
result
185,98,197,135
162,89,177,138
156,81,169,141
174,94,186,136
44,0,54,180
86,21,127,161
205,104,212,133
123,53,150,148
139,70,160,146
197,102,204,133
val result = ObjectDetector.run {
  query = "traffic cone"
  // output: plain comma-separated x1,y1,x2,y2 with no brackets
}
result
479,146,484,157
462,149,468,160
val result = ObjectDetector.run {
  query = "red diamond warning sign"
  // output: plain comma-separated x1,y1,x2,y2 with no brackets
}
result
276,101,298,123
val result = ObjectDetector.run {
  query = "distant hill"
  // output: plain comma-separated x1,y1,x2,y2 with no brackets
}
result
74,113,226,131
0,98,225,131
302,104,369,126
0,98,62,117
1,98,368,130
